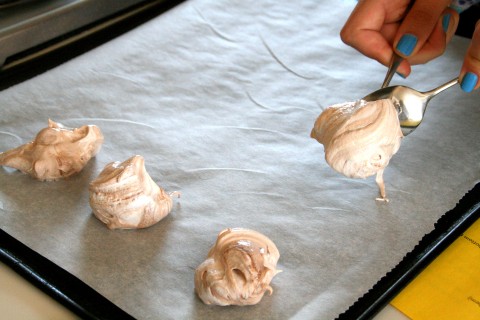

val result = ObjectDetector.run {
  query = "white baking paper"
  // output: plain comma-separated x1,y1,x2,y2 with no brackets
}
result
1,1,479,319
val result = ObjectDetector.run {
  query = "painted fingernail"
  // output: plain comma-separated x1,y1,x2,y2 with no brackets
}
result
396,72,407,79
396,34,417,56
442,14,451,32
460,72,478,92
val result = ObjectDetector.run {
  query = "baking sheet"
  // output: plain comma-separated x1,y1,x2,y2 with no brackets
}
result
0,0,479,319
0,229,134,319
341,183,480,319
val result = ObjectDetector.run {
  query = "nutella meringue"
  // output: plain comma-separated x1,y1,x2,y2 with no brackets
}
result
0,119,103,181
195,228,281,306
89,155,179,230
311,99,403,201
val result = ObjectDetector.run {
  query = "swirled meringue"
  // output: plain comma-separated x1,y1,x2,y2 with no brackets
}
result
89,155,179,230
0,119,103,181
194,228,281,306
310,99,403,201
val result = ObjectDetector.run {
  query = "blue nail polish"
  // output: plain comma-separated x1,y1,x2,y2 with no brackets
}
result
461,72,478,92
396,72,407,79
396,34,417,56
442,14,451,32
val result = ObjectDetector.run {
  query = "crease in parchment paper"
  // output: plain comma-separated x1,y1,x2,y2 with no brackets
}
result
0,0,479,319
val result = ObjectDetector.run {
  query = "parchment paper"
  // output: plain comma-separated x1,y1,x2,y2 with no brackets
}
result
1,1,479,319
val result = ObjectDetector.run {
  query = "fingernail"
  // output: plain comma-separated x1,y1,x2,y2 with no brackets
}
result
396,34,417,56
460,72,478,92
396,72,407,79
442,14,451,32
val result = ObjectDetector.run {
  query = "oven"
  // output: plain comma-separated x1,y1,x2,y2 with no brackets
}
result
0,0,183,87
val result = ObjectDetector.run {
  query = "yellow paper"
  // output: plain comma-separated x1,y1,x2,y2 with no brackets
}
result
391,218,480,320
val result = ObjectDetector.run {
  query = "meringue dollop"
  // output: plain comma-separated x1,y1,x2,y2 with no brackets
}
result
310,99,403,200
194,228,281,306
89,155,179,229
0,119,103,181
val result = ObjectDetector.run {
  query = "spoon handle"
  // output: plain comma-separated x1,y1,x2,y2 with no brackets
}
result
382,53,404,88
424,77,459,99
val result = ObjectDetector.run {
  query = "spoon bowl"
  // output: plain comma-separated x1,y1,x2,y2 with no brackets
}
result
363,78,459,136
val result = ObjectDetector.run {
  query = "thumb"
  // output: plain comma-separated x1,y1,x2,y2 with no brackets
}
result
459,20,480,92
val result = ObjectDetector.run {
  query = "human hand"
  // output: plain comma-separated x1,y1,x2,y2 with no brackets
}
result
459,20,480,92
340,0,459,80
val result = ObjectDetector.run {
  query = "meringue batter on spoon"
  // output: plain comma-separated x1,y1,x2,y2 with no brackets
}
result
311,99,403,201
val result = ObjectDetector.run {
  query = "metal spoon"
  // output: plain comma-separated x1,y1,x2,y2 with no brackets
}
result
363,78,458,136
363,53,459,136
363,77,459,136
381,52,404,89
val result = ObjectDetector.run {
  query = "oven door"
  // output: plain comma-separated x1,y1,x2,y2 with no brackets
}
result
0,0,184,88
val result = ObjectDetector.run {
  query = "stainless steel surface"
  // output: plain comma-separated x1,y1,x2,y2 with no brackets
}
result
363,78,459,136
0,0,154,68
382,52,404,89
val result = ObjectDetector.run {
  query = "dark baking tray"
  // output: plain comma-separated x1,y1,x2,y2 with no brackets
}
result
337,182,480,320
0,228,135,319
2,182,478,320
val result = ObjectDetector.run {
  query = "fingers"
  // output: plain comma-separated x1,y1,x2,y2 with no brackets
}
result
405,7,459,65
443,8,460,44
460,21,480,92
340,0,411,69
340,0,459,78
393,0,452,59
340,1,391,67
341,0,468,83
